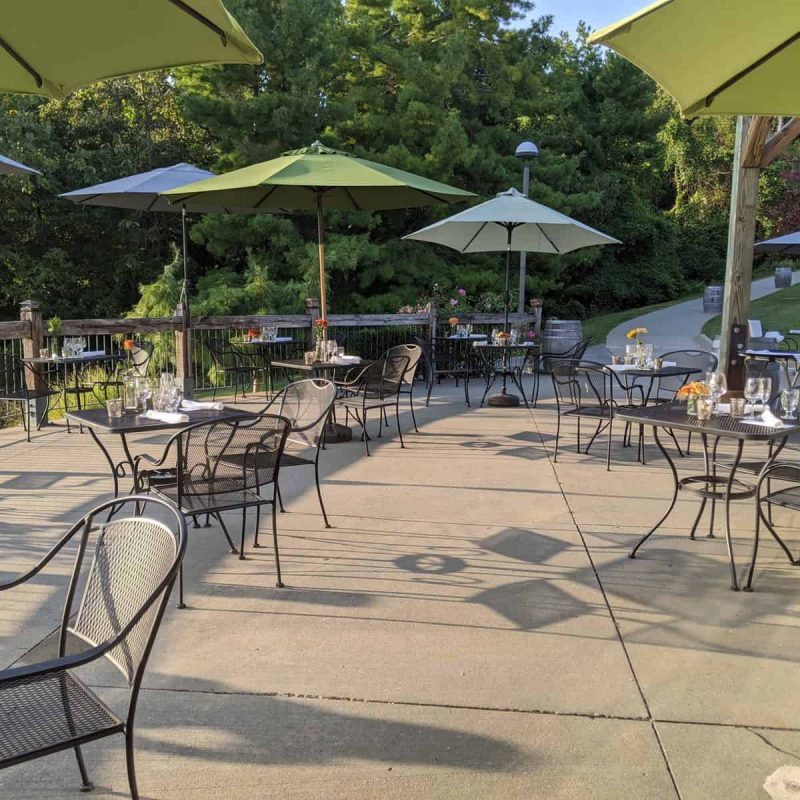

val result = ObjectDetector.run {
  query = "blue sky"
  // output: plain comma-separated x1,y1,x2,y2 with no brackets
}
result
533,0,648,36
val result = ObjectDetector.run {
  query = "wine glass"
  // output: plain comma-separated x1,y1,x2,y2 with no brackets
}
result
137,377,153,413
744,377,760,418
706,371,727,411
757,376,773,414
781,388,800,420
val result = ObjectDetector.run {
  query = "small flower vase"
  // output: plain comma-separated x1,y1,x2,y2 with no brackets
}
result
635,339,647,369
314,335,325,362
686,395,698,416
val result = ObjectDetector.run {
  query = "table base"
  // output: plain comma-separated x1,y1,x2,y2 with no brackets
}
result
325,422,353,443
487,391,520,408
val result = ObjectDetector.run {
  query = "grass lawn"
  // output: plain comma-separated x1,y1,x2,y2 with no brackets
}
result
582,293,700,344
702,281,800,339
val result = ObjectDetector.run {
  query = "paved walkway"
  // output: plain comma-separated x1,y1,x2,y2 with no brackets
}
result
2,380,800,798
606,272,797,354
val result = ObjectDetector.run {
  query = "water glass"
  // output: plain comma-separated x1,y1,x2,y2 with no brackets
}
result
39,348,49,359
327,339,338,359
137,378,153,413
744,377,760,417
304,351,316,366
106,398,123,419
757,377,773,412
706,371,727,412
781,388,800,420
730,398,746,418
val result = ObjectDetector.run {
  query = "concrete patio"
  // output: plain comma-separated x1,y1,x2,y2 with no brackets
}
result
2,378,800,799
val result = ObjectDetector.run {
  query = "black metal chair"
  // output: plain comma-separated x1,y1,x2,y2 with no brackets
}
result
0,495,187,799
206,340,259,401
337,355,410,456
0,353,60,442
530,337,591,406
256,379,336,528
422,337,474,407
551,360,645,470
652,349,718,402
91,341,154,405
135,414,291,602
384,343,424,432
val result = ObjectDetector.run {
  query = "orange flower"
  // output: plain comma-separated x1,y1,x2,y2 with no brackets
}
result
247,327,260,339
677,381,709,398
122,339,134,351
315,319,329,329
448,317,459,326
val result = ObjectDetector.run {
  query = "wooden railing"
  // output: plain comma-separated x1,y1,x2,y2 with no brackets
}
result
1,298,543,398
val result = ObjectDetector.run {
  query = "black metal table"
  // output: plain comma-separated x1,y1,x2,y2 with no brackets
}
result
473,343,538,407
743,349,800,388
66,406,247,499
606,364,701,404
23,353,122,425
615,403,800,591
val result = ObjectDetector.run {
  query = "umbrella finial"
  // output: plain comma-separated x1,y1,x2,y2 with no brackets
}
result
496,187,525,199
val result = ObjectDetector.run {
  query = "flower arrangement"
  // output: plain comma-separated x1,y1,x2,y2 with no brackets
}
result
626,326,648,341
448,316,459,327
247,327,260,340
315,318,329,340
526,329,537,341
676,381,709,398
122,338,134,352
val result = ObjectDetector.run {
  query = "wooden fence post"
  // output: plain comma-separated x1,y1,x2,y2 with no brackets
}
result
427,302,438,345
19,299,46,426
529,299,543,336
306,297,320,349
174,301,193,398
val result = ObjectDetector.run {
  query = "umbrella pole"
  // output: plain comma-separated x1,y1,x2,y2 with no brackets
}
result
487,225,520,408
316,192,327,319
180,206,190,312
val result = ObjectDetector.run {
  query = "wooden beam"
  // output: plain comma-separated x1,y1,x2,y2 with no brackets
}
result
740,115,772,167
720,116,763,382
760,117,800,167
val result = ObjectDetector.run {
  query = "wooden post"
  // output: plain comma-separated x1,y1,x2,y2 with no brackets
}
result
720,116,767,384
306,297,320,350
19,299,46,427
529,298,543,336
174,300,193,397
427,302,438,345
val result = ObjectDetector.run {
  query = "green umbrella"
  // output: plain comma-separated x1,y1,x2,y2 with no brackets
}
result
0,1,262,100
163,141,476,317
589,0,800,117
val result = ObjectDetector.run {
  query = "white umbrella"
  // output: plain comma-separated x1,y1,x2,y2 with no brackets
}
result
404,188,620,404
754,231,800,256
0,153,41,176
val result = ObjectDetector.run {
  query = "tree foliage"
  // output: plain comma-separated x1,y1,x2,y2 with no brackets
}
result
0,1,798,323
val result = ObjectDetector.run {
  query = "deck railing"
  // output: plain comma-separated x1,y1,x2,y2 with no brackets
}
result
0,299,542,423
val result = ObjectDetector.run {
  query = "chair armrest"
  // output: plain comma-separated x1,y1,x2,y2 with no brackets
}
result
0,645,107,685
133,434,178,471
759,461,800,484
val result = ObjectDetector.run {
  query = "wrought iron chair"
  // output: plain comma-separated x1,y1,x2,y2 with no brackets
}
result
551,360,645,470
206,340,258,401
423,337,474,406
336,355,410,456
530,337,591,406
384,343,424,432
255,379,336,528
0,353,60,442
91,341,154,405
135,414,291,602
652,349,718,402
0,495,187,799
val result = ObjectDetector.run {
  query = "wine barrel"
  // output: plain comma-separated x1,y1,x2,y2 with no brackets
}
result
775,266,792,289
541,319,583,370
702,285,723,313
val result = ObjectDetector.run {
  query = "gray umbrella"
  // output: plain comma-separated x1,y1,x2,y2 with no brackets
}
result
754,231,800,256
0,153,41,176
60,163,223,315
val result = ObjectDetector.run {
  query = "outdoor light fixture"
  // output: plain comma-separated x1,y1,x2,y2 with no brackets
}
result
515,141,539,312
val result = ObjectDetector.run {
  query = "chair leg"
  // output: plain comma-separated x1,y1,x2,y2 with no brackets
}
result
272,497,284,588
606,417,613,471
363,409,371,456
465,373,471,407
216,513,238,554
125,731,139,800
395,399,405,449
315,458,331,528
239,506,247,560
276,482,285,512
409,387,419,432
377,404,383,438
177,563,186,609
254,504,262,547
74,746,93,792
554,411,561,462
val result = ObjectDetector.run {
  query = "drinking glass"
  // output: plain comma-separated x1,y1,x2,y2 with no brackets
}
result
106,398,123,419
781,388,800,420
137,378,153,413
744,377,760,417
327,339,338,359
706,371,727,411
39,348,49,359
757,377,773,413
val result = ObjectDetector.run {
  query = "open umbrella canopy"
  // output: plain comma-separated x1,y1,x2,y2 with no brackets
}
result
588,0,800,117
755,231,800,256
60,163,217,212
403,188,620,253
161,141,476,210
0,153,41,176
0,1,262,100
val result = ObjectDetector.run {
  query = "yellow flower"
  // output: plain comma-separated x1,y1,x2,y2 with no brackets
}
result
626,327,648,340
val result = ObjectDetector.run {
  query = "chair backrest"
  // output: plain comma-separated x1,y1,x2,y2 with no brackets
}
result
550,360,581,406
65,496,186,686
542,337,591,372
362,355,409,398
430,337,473,373
177,413,291,499
658,349,719,395
130,341,154,377
385,343,423,386
206,339,239,369
273,378,335,449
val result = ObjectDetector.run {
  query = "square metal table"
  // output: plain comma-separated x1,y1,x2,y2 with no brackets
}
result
472,342,539,407
615,402,800,591
66,406,248,500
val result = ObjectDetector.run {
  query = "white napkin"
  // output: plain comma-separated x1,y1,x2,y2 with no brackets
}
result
143,410,190,424
716,403,756,415
332,355,360,364
662,360,677,367
181,399,224,411
607,363,634,371
743,407,784,429
82,350,106,358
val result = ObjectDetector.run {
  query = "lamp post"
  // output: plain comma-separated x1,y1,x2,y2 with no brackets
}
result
515,140,539,313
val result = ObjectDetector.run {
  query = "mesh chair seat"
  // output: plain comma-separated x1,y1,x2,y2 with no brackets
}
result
762,485,800,511
154,483,266,515
0,671,122,766
0,386,59,402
